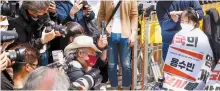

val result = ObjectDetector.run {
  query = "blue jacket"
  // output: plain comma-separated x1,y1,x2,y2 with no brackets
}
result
156,1,204,43
55,1,95,30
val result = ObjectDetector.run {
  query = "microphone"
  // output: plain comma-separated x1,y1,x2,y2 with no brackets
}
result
101,20,105,38
1,29,18,42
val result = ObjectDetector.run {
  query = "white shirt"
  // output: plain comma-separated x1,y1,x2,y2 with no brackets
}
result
87,0,100,18
69,0,75,4
111,0,122,33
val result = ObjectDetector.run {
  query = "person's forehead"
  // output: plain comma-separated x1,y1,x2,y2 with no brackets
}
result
34,8,48,13
88,47,95,51
181,11,188,17
181,12,189,21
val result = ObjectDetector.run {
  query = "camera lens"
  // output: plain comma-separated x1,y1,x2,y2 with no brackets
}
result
5,47,25,62
15,47,25,62
1,3,10,16
1,1,19,18
5,50,17,61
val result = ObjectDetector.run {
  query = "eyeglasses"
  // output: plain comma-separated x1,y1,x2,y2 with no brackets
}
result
28,63,39,70
29,63,39,67
19,62,39,69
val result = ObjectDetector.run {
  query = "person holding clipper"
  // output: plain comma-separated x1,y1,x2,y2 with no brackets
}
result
156,1,204,60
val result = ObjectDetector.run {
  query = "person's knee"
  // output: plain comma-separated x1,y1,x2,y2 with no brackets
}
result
108,62,116,70
122,60,131,70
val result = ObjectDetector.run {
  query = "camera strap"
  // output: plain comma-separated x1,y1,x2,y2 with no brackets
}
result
105,1,122,29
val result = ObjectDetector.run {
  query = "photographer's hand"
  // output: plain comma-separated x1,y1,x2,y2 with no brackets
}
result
0,52,10,71
100,50,107,63
40,27,57,44
55,31,62,37
58,67,65,73
84,5,92,17
1,41,14,52
79,85,86,91
69,0,83,17
128,31,136,47
48,1,56,13
97,35,108,49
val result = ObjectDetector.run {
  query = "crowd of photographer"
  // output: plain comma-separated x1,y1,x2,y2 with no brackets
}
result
1,0,109,90
1,0,219,90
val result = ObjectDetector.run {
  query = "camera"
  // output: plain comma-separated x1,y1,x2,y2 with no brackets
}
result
1,30,25,63
47,60,69,72
1,29,18,43
80,1,89,10
70,68,103,90
47,60,103,90
5,47,25,63
0,1,19,18
44,21,67,35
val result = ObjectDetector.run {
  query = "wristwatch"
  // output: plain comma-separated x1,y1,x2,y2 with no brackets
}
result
99,45,108,51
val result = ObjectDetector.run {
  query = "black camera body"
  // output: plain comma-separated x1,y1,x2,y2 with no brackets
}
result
44,21,66,35
1,1,19,18
47,60,103,90
47,59,71,72
1,30,25,63
1,29,18,43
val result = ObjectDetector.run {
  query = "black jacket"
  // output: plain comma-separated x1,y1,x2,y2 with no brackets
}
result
204,8,220,65
1,70,13,90
8,7,51,50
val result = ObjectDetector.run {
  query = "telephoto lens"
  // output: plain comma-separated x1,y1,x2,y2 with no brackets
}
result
5,47,25,63
71,68,103,90
0,1,19,18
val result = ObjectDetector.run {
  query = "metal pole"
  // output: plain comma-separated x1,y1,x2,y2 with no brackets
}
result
142,17,150,90
131,34,138,90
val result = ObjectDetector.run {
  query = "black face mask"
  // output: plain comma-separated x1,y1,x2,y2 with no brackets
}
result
37,13,48,19
30,13,48,21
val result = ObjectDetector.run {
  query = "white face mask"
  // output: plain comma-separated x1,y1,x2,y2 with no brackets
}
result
180,23,195,32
